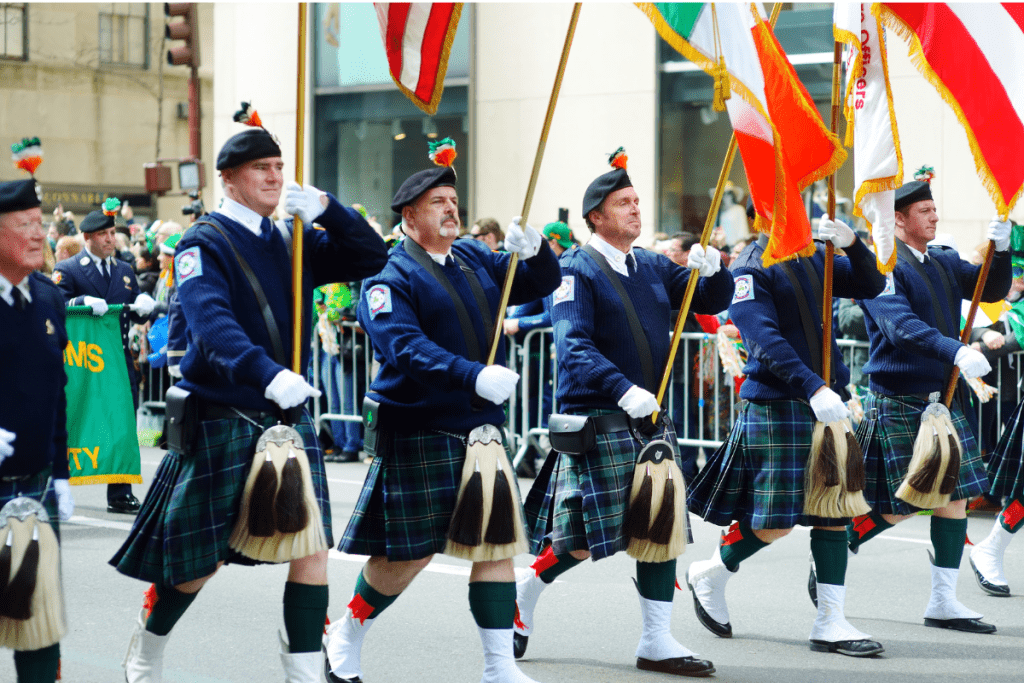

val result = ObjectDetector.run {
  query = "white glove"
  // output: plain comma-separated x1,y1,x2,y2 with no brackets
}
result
475,365,520,404
618,385,661,420
0,427,14,463
82,296,108,317
504,217,543,260
987,216,1012,252
53,479,74,521
955,345,992,379
686,243,722,277
167,364,183,379
284,181,327,225
265,369,322,409
809,387,851,423
818,216,856,249
131,292,156,316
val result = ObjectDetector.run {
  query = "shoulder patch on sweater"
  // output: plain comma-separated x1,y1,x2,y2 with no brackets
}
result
880,273,895,296
176,247,203,284
553,275,575,305
367,284,392,319
731,273,754,304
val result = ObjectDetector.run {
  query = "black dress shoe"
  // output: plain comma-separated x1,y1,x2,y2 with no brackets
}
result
969,556,1011,597
513,632,528,659
338,450,360,463
923,617,997,634
637,656,716,677
107,494,141,514
685,577,732,638
810,639,885,657
324,645,362,683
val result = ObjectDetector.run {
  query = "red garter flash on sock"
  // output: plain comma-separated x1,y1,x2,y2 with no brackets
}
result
513,603,526,631
347,593,374,625
531,546,558,576
721,522,744,547
1004,500,1024,530
143,584,158,619
852,513,876,539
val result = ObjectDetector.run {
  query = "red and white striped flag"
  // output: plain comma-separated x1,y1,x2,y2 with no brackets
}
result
375,3,463,115
878,3,1024,218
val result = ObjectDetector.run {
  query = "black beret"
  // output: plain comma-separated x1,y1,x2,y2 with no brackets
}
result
216,128,282,171
894,180,933,211
582,168,632,218
79,210,115,233
0,179,41,214
746,196,756,221
391,166,457,213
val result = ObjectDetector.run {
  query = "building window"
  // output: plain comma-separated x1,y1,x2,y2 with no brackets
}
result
1,3,26,60
99,3,149,68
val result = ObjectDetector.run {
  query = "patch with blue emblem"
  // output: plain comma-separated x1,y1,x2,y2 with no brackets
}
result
731,274,754,304
176,247,203,284
880,273,895,296
553,275,574,305
367,284,392,319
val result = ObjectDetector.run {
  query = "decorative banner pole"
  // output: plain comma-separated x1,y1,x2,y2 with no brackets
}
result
944,243,996,406
484,3,582,365
820,38,843,388
291,3,309,374
652,2,783,422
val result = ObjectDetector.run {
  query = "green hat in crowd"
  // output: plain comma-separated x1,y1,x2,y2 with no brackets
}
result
543,221,573,249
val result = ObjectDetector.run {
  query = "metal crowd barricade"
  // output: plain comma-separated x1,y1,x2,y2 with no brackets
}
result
311,320,374,442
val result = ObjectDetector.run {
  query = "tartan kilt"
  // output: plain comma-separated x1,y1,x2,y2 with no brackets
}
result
110,409,332,586
339,429,527,562
528,414,687,562
856,391,986,515
0,469,59,537
986,398,1024,500
687,399,847,530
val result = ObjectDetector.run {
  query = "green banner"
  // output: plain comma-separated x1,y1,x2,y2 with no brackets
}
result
64,305,142,485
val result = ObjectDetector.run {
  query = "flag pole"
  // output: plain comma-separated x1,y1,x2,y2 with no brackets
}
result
820,38,843,387
291,3,308,374
942,242,995,406
652,3,783,421
483,3,582,365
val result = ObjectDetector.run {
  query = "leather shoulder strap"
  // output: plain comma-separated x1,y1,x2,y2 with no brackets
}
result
779,259,824,378
896,241,954,338
582,244,656,391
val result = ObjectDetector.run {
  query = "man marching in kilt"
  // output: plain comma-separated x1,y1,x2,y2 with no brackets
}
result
686,217,886,656
109,121,388,681
970,387,1024,597
516,154,733,677
840,179,1011,633
324,146,561,683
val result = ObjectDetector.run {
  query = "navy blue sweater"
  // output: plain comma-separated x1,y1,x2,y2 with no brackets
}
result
552,246,734,413
175,196,388,410
359,237,561,433
860,241,1010,396
0,274,70,479
729,238,887,401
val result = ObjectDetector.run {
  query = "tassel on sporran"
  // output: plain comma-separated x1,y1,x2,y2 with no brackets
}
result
896,402,960,509
624,439,688,563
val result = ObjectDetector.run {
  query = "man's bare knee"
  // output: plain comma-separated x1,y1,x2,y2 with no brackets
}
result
174,562,223,594
569,550,590,561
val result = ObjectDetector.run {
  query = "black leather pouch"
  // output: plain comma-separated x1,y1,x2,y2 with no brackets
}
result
165,385,197,453
547,414,596,455
362,396,382,457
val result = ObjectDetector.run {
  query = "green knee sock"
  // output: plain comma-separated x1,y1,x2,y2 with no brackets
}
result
13,643,60,683
810,529,848,586
719,521,769,571
145,583,198,636
635,560,676,602
930,517,968,569
531,546,583,584
283,582,329,653
468,581,516,629
847,510,894,551
999,498,1024,533
348,570,399,622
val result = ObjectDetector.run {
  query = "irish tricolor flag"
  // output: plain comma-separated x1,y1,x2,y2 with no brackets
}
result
638,3,846,265
375,3,463,115
878,3,1024,218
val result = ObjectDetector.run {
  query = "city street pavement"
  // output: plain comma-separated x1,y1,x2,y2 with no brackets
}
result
3,446,1022,682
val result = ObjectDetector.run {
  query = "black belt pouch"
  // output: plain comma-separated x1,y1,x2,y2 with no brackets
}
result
165,385,197,453
547,414,596,455
362,396,383,457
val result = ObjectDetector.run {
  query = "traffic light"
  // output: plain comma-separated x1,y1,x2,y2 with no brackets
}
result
165,3,199,68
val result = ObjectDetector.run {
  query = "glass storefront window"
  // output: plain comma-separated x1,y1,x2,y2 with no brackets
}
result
657,3,855,244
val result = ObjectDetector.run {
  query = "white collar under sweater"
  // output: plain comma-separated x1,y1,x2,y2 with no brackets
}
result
84,243,117,274
587,233,637,276
217,197,273,237
906,243,928,263
0,272,31,306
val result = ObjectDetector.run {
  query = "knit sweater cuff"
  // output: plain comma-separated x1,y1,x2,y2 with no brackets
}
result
317,195,358,234
450,356,484,394
802,374,826,401
939,337,966,365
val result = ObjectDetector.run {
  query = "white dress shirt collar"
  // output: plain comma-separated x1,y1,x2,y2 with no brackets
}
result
906,243,928,263
0,272,31,306
587,233,636,276
217,197,268,237
84,243,116,271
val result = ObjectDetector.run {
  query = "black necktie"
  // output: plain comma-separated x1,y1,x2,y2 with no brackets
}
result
627,253,637,276
261,217,274,241
101,259,111,284
11,287,25,311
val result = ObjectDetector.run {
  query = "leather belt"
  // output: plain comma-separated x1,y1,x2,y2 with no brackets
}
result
589,412,638,435
199,401,301,424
